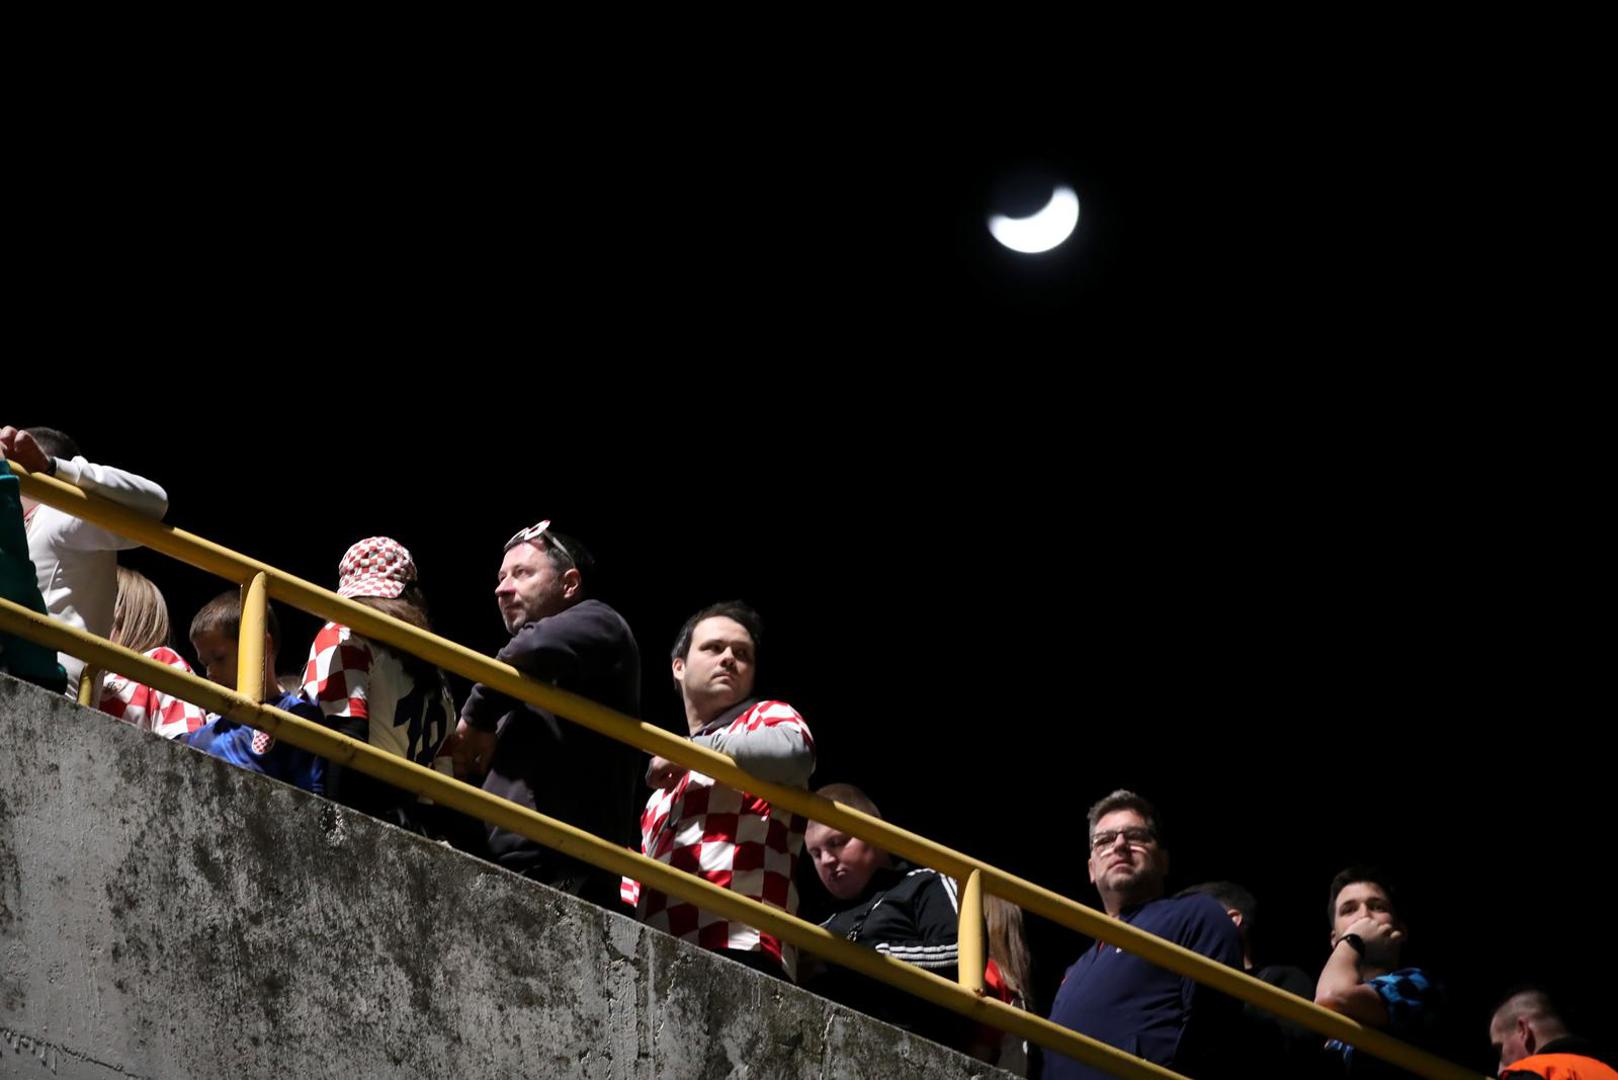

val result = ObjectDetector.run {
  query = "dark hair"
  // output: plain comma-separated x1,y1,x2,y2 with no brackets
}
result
1085,789,1163,846
670,600,763,664
1327,865,1403,927
23,426,81,461
351,585,432,632
1178,881,1257,927
190,589,282,653
350,587,434,676
1490,984,1562,1025
512,528,594,576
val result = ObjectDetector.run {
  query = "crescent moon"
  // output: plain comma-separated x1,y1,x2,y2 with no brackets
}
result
988,185,1080,254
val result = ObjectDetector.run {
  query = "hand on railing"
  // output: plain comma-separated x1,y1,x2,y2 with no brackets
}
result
645,755,686,789
442,719,496,780
0,427,52,474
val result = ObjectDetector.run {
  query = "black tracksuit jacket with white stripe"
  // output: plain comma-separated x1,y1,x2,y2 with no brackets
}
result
812,861,972,1048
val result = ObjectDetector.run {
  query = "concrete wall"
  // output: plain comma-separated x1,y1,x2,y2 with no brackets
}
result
0,675,1005,1079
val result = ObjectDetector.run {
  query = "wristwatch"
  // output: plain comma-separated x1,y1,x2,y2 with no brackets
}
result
1339,933,1366,957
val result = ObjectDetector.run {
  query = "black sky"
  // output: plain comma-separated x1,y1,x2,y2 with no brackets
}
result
16,83,1608,1071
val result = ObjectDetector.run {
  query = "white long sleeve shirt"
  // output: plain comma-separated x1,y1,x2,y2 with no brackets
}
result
26,455,168,688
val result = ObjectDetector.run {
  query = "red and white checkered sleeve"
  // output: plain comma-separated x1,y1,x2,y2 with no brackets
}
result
98,671,144,727
144,647,210,739
302,622,372,721
743,700,815,751
699,700,815,785
622,785,684,911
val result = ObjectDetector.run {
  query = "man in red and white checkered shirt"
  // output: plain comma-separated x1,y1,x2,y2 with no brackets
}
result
622,601,815,980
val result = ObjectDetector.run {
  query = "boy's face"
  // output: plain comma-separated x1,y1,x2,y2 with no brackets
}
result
804,822,887,901
191,630,239,688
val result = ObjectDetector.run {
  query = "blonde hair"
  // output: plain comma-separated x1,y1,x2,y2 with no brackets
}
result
111,567,172,653
986,895,1033,1010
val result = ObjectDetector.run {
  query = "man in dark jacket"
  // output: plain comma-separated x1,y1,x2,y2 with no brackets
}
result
1044,790,1243,1080
447,519,641,908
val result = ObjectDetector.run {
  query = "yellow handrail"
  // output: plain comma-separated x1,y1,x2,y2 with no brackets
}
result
0,598,1184,1080
76,664,99,706
238,572,268,702
958,869,985,995
1,462,1486,1080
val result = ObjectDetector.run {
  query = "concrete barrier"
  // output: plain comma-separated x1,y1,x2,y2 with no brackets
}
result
0,674,1007,1079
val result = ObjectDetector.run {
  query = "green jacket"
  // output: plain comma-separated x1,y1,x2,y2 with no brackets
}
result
0,466,67,692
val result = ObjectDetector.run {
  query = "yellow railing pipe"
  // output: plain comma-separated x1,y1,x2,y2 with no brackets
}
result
2,465,1487,1080
238,572,268,702
958,869,984,995
0,597,1187,1080
76,665,99,706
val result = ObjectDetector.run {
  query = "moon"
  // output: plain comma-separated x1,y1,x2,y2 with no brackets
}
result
988,185,1080,254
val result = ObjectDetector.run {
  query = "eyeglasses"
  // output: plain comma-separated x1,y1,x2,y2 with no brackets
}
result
1090,826,1156,851
503,519,574,565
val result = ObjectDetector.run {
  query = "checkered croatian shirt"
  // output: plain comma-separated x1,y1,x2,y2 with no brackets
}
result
100,646,209,739
301,622,454,769
622,700,814,979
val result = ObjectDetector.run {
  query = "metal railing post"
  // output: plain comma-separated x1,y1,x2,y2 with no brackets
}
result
958,869,984,994
237,572,269,701
77,665,99,706
0,462,1492,1080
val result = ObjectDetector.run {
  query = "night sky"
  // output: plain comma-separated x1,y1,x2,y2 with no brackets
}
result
20,90,1607,1072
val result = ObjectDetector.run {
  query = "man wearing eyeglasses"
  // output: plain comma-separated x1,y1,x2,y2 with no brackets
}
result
1044,790,1243,1080
446,520,642,909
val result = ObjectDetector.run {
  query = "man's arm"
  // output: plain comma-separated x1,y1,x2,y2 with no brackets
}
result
691,701,815,786
52,457,167,517
458,682,514,734
494,601,628,682
1314,918,1404,1026
889,872,962,974
2,428,167,546
1315,950,1391,1026
47,458,168,552
461,602,630,731
454,602,633,776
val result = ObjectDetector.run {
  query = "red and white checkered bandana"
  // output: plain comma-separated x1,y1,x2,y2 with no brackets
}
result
337,537,417,599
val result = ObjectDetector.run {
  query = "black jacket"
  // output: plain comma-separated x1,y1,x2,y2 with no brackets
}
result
811,861,972,1049
462,598,642,872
